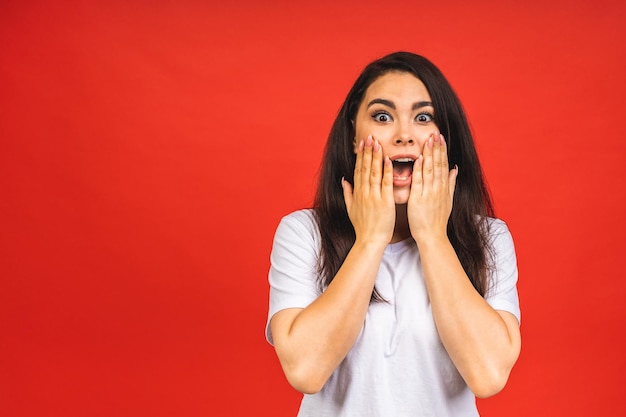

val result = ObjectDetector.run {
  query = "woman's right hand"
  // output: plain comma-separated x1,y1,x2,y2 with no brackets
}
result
342,134,395,246
271,135,394,394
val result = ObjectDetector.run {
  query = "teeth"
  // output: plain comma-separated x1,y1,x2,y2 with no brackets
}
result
394,158,414,162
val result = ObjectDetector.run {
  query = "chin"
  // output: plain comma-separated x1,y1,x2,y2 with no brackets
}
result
393,188,411,205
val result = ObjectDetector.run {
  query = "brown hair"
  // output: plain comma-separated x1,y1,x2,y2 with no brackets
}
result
313,51,495,300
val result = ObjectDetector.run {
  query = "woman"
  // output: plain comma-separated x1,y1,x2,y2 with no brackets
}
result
266,52,521,416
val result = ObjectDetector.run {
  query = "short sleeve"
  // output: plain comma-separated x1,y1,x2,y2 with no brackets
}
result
484,219,521,324
265,210,321,345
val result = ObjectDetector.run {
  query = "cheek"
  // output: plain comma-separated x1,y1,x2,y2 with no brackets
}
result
354,129,389,153
354,123,393,145
414,126,440,147
352,118,372,151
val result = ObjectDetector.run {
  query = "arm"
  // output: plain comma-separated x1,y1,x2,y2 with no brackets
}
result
270,136,395,394
408,133,521,398
416,237,520,397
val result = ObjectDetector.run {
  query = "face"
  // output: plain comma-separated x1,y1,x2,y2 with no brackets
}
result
353,71,439,204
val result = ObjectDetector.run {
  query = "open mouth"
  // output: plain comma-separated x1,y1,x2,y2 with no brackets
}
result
391,157,414,180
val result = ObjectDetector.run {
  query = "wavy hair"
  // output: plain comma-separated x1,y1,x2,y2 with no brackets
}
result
313,51,495,300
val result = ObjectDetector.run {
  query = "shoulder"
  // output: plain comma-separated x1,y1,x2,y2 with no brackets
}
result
273,209,321,249
483,217,520,321
485,217,510,235
276,209,318,237
484,217,516,253
279,209,317,229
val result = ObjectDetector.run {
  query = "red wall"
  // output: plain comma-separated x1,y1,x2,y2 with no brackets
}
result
2,1,625,415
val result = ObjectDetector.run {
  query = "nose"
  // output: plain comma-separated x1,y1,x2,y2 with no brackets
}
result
394,120,417,146
394,124,438,147
394,135,415,145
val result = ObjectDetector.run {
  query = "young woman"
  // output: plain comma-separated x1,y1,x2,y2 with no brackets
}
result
266,52,521,416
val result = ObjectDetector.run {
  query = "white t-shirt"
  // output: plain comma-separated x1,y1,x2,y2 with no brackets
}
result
266,209,520,417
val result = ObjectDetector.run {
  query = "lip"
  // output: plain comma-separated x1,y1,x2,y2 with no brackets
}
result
389,153,419,162
393,176,412,187
389,154,418,187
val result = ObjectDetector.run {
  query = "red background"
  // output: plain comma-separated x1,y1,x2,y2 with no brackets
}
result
2,1,625,415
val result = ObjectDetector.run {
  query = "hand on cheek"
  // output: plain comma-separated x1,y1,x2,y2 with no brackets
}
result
342,134,396,246
407,133,458,244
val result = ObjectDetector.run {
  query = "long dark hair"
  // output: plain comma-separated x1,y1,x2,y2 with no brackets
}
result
313,51,495,300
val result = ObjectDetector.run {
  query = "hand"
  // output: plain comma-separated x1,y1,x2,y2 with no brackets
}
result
342,135,395,246
408,133,458,244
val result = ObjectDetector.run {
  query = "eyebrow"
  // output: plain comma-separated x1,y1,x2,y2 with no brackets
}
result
367,98,433,110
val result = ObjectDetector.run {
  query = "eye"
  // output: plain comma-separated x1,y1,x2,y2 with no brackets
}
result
416,112,434,123
372,111,393,123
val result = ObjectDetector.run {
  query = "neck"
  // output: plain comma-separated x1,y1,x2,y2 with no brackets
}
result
392,204,412,243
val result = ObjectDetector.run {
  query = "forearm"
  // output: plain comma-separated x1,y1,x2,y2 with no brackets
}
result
418,235,521,397
272,239,386,393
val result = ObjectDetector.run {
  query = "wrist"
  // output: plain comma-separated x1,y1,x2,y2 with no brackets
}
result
412,231,450,250
352,237,388,253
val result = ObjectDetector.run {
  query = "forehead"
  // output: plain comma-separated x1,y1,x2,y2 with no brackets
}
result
363,71,431,104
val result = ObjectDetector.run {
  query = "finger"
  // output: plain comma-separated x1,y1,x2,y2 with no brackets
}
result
359,135,374,192
435,133,449,189
433,132,444,187
342,177,354,212
421,134,435,194
448,164,458,198
410,154,424,198
369,138,383,196
353,139,364,194
381,154,394,200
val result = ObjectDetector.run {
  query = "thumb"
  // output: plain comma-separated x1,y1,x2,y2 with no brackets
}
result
341,177,353,212
448,165,459,197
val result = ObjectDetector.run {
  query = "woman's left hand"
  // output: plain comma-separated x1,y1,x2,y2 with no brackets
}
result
408,132,458,244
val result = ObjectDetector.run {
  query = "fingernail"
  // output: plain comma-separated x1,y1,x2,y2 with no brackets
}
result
366,134,373,146
440,134,446,143
374,140,380,152
359,140,364,151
